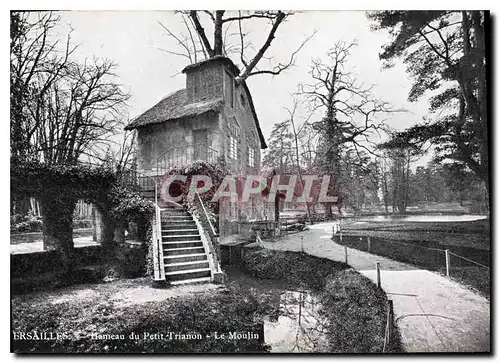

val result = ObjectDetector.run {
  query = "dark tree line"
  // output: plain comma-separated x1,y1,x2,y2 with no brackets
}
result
369,11,489,204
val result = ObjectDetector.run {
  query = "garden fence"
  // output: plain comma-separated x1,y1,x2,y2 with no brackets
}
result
334,225,490,296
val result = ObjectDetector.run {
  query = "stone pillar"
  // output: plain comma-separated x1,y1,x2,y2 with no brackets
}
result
114,220,126,244
93,208,103,242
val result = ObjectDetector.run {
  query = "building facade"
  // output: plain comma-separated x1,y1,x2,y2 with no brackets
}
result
126,56,276,238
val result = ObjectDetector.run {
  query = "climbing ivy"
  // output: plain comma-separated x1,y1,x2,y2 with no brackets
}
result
11,161,154,267
161,160,229,214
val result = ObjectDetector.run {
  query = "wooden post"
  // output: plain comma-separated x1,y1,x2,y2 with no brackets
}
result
445,249,450,277
387,299,394,346
344,245,348,264
376,262,381,288
367,236,371,252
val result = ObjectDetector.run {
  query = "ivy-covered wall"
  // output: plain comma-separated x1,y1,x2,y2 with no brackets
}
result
11,162,154,273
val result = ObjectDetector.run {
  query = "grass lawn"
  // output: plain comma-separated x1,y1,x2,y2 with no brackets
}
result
12,250,403,353
339,219,490,297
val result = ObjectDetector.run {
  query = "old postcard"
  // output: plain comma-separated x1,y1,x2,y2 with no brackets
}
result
10,9,491,354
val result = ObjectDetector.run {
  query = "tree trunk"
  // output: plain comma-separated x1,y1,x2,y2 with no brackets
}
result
40,195,77,273
213,11,225,56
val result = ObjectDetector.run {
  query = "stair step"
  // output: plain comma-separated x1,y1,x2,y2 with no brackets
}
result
161,215,193,219
163,241,203,249
162,229,199,235
161,220,196,224
170,277,211,286
164,253,208,264
165,268,211,281
162,234,201,241
165,260,210,272
161,224,198,229
161,218,193,222
163,246,205,256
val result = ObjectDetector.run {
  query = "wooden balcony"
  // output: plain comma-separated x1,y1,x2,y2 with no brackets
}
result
155,143,219,176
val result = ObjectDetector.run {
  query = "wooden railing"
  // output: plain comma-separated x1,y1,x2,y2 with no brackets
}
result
118,168,165,281
156,143,218,176
193,192,221,272
118,169,158,206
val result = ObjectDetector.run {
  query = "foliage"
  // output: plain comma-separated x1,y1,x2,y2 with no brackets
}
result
321,270,402,353
262,121,295,173
11,213,43,233
368,11,488,191
11,161,154,262
108,186,154,223
11,161,116,201
243,249,348,291
162,160,229,214
114,242,148,278
242,249,403,352
12,283,271,353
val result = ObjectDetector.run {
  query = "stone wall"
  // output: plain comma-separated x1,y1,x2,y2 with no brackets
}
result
137,113,220,172
219,80,262,175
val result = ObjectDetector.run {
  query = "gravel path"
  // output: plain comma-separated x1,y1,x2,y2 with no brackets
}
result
261,222,491,353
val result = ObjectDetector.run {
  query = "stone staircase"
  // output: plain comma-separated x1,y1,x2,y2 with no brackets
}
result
160,205,213,285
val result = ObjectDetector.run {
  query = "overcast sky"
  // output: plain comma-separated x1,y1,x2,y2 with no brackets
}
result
57,10,431,163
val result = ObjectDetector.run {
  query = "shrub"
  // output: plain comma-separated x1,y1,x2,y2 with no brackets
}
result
11,213,43,232
243,249,348,290
73,219,93,229
115,242,147,278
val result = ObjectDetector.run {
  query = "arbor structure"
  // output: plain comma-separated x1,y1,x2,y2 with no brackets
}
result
368,11,489,199
10,11,132,260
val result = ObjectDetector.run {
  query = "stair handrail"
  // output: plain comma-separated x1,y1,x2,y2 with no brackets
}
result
195,192,218,238
194,191,220,271
117,166,165,281
155,203,165,280
117,167,158,207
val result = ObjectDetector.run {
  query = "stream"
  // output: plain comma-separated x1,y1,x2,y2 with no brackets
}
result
225,266,330,353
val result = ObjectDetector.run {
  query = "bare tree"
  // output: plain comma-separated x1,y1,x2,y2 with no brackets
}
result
158,10,315,81
10,11,77,161
299,40,397,216
11,12,130,165
284,95,315,222
29,58,130,165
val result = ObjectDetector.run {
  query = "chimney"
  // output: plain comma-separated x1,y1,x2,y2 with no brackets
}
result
182,56,240,104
